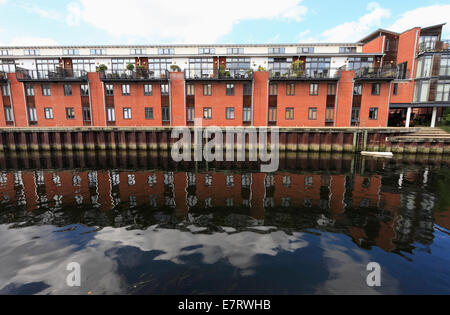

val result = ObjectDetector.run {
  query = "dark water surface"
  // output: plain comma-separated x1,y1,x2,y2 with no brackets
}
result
0,151,449,295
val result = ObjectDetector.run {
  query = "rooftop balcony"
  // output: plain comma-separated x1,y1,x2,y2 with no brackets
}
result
418,40,450,54
16,67,88,83
0,72,7,82
99,69,169,82
354,67,398,81
269,68,341,81
184,69,253,81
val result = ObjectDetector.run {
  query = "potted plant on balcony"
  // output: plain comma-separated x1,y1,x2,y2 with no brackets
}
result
291,60,304,78
257,66,266,72
97,64,108,78
136,65,147,78
170,65,181,72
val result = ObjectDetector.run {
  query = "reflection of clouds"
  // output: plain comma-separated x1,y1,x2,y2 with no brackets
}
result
0,224,308,294
315,233,400,295
95,226,309,274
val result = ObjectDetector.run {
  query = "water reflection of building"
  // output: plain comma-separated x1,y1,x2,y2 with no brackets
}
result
0,152,447,257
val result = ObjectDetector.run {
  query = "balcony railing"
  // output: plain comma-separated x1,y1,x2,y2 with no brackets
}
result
0,71,7,81
354,67,398,81
269,68,341,80
185,69,253,80
16,67,88,82
99,69,169,82
418,40,450,54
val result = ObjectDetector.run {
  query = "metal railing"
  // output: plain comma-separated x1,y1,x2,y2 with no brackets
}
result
99,69,169,81
269,68,341,80
418,40,450,54
184,69,253,80
354,67,398,80
0,71,7,81
16,67,88,82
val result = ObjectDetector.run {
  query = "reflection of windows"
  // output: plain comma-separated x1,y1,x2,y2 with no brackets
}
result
305,176,313,187
268,57,292,74
123,108,132,120
440,56,450,76
369,108,378,120
144,84,153,96
339,47,357,53
80,84,89,96
436,81,450,102
413,80,430,102
416,56,432,78
149,195,158,208
282,197,291,208
347,57,373,70
121,84,130,96
64,84,72,96
351,108,360,123
44,107,53,120
354,84,362,95
306,57,331,76
226,175,234,187
105,84,114,96
283,176,292,188
371,83,380,95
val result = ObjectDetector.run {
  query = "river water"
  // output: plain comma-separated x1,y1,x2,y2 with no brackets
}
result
0,151,449,295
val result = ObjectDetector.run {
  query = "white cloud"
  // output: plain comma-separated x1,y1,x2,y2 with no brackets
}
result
0,0,6,4
389,5,450,38
320,2,391,42
66,2,81,27
7,37,59,46
20,3,64,22
72,0,308,43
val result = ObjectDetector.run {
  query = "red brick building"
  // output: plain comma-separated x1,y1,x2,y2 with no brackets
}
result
0,24,448,129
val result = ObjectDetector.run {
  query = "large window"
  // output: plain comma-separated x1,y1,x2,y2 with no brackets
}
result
440,55,450,77
413,80,430,102
305,57,331,76
268,58,292,75
188,58,214,78
149,58,172,77
112,59,134,71
436,81,450,102
226,58,251,76
348,57,374,70
416,56,432,78
0,59,15,73
36,59,59,78
73,59,96,72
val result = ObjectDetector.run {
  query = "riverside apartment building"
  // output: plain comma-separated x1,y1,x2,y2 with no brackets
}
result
0,24,449,129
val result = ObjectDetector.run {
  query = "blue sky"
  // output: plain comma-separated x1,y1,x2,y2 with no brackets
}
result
0,0,449,46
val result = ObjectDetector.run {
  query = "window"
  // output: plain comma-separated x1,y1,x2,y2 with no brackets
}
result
351,108,360,123
144,84,153,96
339,47,357,53
269,83,278,96
158,48,175,55
130,49,146,55
416,56,432,78
327,84,336,96
347,57,374,70
73,59,96,72
41,85,51,96
436,81,450,102
66,107,75,120
298,47,314,54
325,107,334,122
440,56,450,77
82,107,91,121
162,107,170,121
226,58,251,76
112,58,135,71
227,48,244,54
0,59,15,73
199,48,215,54
105,84,114,96
385,39,390,52
305,57,331,76
123,108,132,120
44,108,53,120
28,107,37,122
243,83,252,96
4,107,13,122
161,84,169,95
397,62,408,79
371,83,380,95
90,49,106,55
203,84,212,96
393,83,398,95
0,50,10,56
354,84,362,95
268,47,285,54
310,83,319,96
1,84,10,96
369,108,378,120
148,58,172,77
24,49,40,56
186,107,195,122
285,108,294,120
64,84,73,96
122,84,130,96
188,58,214,78
286,83,295,96
80,84,89,96
226,84,235,96
25,84,34,96
268,57,292,75
268,107,277,122
107,107,116,122
243,107,251,122
145,108,154,120
203,107,212,120
308,107,318,120
63,49,79,55
413,80,430,102
226,107,235,120
186,84,195,96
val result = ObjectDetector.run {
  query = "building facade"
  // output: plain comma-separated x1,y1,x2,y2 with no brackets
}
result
0,24,449,129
